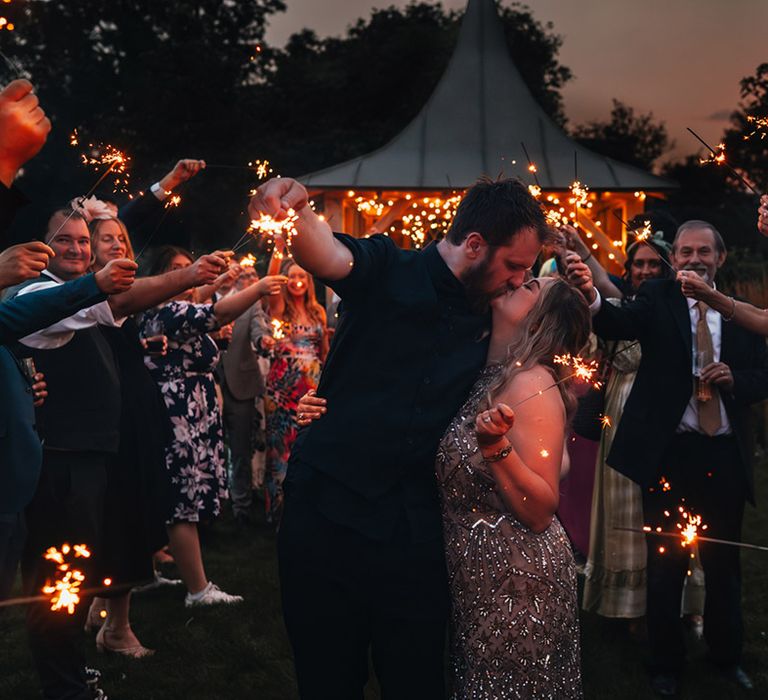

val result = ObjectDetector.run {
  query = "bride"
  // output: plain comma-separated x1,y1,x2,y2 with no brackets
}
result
299,276,589,698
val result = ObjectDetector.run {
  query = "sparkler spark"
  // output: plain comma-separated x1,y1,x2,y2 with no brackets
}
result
77,141,132,194
553,354,602,389
42,544,91,615
164,194,182,209
528,184,542,199
239,253,257,268
600,414,612,429
744,115,768,141
569,180,589,209
271,319,285,340
539,449,550,458
248,159,272,180
698,142,727,166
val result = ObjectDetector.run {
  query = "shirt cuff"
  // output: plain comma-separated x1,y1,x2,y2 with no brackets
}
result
150,182,170,202
588,288,602,316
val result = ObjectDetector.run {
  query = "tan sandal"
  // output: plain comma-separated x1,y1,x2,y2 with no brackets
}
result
96,625,155,659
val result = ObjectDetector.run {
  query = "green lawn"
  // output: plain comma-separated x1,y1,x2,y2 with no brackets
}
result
2,471,768,700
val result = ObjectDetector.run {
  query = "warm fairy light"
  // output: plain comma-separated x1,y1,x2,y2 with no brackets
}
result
165,195,182,209
239,253,257,268
528,184,542,199
248,159,272,180
99,609,108,619
699,142,726,166
600,414,612,429
634,190,647,201
42,544,92,615
271,319,285,340
658,546,666,554
103,578,112,586
744,115,768,141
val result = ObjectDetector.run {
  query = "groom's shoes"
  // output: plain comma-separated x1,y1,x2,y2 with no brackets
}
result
649,672,679,697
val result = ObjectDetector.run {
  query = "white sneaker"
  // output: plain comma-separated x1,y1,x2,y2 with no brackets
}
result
184,582,243,608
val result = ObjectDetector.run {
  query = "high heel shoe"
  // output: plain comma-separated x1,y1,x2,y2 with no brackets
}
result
96,625,155,659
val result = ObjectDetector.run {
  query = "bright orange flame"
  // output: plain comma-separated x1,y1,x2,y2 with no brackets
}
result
271,319,285,340
41,544,92,615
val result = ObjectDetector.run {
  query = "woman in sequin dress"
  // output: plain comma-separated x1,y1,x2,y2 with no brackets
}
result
436,277,589,699
265,251,328,525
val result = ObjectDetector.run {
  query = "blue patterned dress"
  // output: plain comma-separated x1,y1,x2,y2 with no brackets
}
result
139,301,228,523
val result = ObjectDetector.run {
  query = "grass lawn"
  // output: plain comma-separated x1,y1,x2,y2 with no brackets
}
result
2,470,768,700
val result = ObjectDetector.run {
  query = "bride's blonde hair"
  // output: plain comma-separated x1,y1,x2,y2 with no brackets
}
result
485,279,591,418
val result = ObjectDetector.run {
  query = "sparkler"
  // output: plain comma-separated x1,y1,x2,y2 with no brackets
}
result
42,543,91,615
205,159,273,180
520,142,541,188
271,318,285,340
505,354,601,411
239,253,257,268
164,194,182,209
612,212,676,274
744,115,768,141
232,210,300,255
600,415,612,429
686,127,761,195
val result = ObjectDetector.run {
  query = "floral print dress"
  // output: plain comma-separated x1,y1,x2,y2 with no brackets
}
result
264,321,324,525
139,301,228,523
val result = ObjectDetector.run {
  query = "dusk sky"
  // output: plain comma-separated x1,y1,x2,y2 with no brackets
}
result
265,0,768,162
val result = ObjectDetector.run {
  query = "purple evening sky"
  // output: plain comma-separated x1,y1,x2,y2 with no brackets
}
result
265,0,768,162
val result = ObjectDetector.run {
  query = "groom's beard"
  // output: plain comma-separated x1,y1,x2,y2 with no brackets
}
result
461,258,501,314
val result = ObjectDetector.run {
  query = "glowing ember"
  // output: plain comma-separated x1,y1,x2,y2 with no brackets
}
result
699,142,727,166
248,210,299,245
528,163,538,174
248,159,272,180
42,544,92,615
659,476,672,492
676,506,704,547
569,180,590,209
77,141,132,194
69,129,79,147
239,253,257,268
633,220,653,243
528,184,542,199
600,414,612,429
744,115,768,141
553,354,602,389
164,194,182,209
271,319,285,340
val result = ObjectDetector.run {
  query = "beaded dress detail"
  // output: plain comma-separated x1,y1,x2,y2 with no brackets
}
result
435,364,583,699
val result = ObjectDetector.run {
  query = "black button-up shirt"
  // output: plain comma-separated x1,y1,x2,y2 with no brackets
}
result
288,233,490,541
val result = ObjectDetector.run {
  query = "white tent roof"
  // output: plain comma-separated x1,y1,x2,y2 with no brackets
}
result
301,0,675,191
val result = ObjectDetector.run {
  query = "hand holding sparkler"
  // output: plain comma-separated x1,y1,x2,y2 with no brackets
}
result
676,269,716,305
255,274,288,298
564,252,597,304
475,403,516,448
189,253,229,287
0,241,54,288
249,177,309,222
93,258,138,295
0,80,51,187
158,159,206,193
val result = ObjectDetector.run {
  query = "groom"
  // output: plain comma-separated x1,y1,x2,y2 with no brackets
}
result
249,177,547,699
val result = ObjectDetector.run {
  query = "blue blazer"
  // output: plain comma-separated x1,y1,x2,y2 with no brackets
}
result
0,274,106,514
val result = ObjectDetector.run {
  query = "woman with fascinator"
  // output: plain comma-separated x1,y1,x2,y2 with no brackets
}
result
564,221,705,631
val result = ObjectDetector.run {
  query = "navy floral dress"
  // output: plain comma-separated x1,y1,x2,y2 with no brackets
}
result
139,301,228,523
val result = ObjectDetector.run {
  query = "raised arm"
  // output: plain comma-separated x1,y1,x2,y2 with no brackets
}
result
248,178,353,281
107,254,226,317
562,224,623,299
213,275,287,326
475,370,565,533
678,269,768,336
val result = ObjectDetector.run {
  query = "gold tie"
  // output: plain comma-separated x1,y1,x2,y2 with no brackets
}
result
696,301,721,436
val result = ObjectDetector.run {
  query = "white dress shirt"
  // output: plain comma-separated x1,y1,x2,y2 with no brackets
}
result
16,272,125,349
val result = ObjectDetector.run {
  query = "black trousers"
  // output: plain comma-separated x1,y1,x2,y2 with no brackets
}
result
21,450,108,700
0,510,26,600
642,433,746,673
277,486,449,700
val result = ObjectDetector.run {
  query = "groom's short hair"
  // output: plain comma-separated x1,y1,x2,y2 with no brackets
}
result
445,177,547,247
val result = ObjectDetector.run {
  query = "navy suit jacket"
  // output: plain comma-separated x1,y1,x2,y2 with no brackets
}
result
593,279,768,503
0,274,106,514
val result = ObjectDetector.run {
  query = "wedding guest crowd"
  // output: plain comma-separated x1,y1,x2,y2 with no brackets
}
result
3,74,768,700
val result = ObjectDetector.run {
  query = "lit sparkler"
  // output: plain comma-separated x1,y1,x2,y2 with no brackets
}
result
239,253,257,268
520,141,542,188
569,180,589,209
164,194,182,209
42,543,91,615
528,184,542,199
687,127,761,195
600,415,612,429
271,318,285,340
613,212,676,273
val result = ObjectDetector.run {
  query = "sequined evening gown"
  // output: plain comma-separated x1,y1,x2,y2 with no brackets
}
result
436,364,583,699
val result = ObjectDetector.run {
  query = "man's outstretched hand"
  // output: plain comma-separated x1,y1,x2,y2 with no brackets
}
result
248,177,309,222
94,258,138,295
158,159,207,193
0,241,55,289
0,80,51,187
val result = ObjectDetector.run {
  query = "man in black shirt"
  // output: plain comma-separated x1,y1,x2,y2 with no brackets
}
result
249,176,548,699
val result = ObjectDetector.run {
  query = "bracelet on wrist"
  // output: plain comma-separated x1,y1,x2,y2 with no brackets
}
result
581,251,593,263
481,440,514,463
